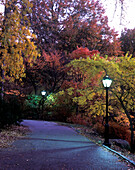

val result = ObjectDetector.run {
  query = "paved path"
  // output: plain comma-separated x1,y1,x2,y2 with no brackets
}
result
0,120,129,170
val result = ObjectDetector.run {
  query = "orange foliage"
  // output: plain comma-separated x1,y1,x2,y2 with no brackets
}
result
42,50,61,67
68,114,131,144
109,122,131,144
67,114,89,126
90,71,103,86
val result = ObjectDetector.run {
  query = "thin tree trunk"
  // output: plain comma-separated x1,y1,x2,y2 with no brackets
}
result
0,69,4,100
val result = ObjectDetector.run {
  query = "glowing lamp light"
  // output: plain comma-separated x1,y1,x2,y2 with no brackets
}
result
41,90,46,96
102,75,112,88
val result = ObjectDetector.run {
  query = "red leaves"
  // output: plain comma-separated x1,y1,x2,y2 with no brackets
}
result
42,50,61,67
30,0,122,56
71,46,99,59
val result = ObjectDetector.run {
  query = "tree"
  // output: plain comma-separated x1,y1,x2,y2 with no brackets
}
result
66,52,135,152
120,28,135,57
30,0,122,57
0,0,39,98
101,0,132,26
24,51,67,95
61,47,102,117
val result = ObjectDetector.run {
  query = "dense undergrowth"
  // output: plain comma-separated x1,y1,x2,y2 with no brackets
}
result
0,96,22,128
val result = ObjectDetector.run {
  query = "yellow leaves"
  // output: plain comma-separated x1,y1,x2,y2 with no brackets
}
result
127,54,132,61
78,96,87,105
66,52,135,123
0,2,40,82
67,88,74,96
58,90,65,95
124,52,132,61
73,96,87,106
88,103,105,117
88,92,96,99
32,34,36,39
0,48,8,54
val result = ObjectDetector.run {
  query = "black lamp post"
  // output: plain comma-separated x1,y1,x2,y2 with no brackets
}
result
41,90,47,115
102,75,112,147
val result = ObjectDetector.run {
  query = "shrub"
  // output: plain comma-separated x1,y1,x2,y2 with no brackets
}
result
92,121,131,143
41,92,75,122
0,96,22,128
109,122,131,143
22,95,42,119
68,112,131,144
67,114,89,126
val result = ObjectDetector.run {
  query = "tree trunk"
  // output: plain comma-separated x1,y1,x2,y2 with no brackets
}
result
34,85,37,95
0,58,4,100
130,125,135,153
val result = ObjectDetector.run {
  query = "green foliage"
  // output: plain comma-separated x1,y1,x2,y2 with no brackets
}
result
25,95,41,109
23,93,56,119
25,93,56,109
22,95,41,119
66,52,135,151
42,92,75,122
67,54,135,118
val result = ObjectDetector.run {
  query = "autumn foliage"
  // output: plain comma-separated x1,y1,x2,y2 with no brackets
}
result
24,50,67,95
0,0,135,153
64,50,135,151
30,0,122,56
71,47,99,59
120,28,135,57
0,0,39,82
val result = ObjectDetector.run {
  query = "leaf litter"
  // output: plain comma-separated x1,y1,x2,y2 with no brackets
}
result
0,125,30,148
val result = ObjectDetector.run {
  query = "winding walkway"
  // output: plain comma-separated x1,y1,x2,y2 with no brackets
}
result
0,120,129,169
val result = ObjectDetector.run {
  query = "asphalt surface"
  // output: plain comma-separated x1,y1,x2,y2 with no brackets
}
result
0,120,129,170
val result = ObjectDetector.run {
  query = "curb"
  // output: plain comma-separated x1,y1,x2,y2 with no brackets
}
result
69,125,135,167
103,145,135,167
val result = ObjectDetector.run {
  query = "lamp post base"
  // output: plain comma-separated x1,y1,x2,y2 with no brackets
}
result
103,141,111,147
103,123,111,147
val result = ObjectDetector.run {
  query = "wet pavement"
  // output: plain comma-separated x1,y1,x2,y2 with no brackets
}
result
0,120,129,169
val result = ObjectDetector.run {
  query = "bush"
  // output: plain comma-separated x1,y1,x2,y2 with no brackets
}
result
109,122,131,143
22,95,42,119
67,114,89,126
92,121,131,143
39,92,75,122
68,113,131,144
0,96,22,128
51,104,74,122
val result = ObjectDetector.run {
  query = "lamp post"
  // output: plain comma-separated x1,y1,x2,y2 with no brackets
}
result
41,90,47,116
102,75,112,147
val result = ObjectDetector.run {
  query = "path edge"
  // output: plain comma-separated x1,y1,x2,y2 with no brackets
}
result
69,124,135,167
